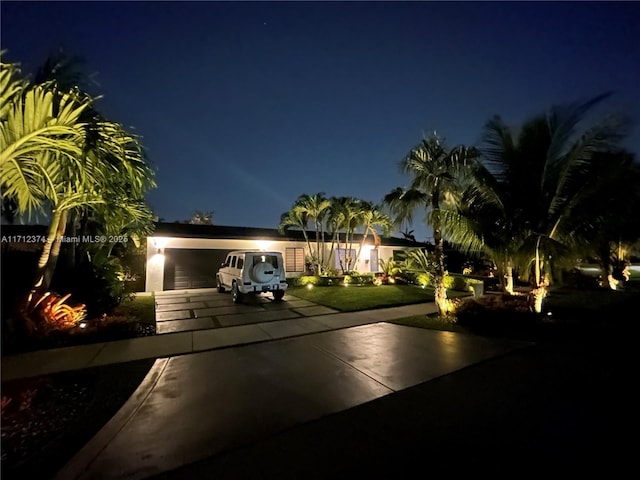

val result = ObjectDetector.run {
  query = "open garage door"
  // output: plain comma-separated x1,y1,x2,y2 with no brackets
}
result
163,249,228,290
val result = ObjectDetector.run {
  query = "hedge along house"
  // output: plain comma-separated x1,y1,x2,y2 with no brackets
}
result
146,222,425,292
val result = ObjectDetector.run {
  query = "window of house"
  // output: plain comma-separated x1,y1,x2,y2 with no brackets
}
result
285,247,305,272
392,250,405,262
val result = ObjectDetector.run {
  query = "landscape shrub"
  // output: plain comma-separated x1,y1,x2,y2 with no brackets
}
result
454,293,539,335
290,274,376,287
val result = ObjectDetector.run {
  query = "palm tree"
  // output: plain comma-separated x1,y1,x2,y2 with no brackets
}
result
293,193,331,274
400,228,416,242
443,94,630,310
0,59,93,289
1,58,90,219
558,150,640,288
27,48,156,278
327,196,363,273
278,205,313,265
66,118,156,272
355,201,393,268
384,133,478,317
2,52,156,330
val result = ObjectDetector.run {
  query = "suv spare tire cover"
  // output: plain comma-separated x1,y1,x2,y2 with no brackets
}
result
252,262,275,283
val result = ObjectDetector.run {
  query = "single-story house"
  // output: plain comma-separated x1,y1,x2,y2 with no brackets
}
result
0,222,426,294
147,222,425,292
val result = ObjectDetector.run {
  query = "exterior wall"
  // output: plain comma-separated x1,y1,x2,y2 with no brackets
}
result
145,235,415,292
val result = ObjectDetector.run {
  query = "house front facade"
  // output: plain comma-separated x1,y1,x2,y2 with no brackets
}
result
146,222,424,292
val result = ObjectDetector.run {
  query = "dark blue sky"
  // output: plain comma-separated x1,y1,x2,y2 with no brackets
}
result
2,1,639,241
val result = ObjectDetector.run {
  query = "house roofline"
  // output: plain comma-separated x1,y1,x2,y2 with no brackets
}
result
150,222,427,247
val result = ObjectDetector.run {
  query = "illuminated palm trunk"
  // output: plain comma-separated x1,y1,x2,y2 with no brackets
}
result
433,223,449,317
498,257,514,295
530,286,547,313
31,208,63,293
42,209,68,291
504,263,514,295
529,237,548,313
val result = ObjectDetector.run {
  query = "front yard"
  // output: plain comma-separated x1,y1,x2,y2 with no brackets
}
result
287,283,469,311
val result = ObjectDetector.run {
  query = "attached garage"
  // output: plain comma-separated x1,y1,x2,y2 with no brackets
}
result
162,249,227,290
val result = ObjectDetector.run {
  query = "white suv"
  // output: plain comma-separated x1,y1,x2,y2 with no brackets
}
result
216,250,288,303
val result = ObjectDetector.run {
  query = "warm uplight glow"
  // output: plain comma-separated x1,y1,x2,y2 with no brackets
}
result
150,252,165,266
25,291,87,331
306,283,314,290
79,321,87,329
256,240,271,250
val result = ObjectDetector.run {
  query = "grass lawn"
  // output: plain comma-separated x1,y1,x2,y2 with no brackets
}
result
287,284,469,312
385,280,640,339
115,293,156,325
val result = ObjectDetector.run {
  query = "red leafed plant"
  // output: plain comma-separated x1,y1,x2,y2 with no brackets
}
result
22,291,87,334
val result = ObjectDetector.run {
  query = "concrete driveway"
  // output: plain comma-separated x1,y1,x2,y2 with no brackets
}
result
56,315,529,480
154,289,340,334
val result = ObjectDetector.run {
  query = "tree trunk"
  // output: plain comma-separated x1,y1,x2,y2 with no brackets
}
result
433,225,448,317
314,221,322,275
597,240,614,289
42,209,68,291
31,208,63,294
504,260,514,295
355,226,369,271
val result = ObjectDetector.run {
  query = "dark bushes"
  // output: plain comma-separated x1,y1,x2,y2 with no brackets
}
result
454,293,540,337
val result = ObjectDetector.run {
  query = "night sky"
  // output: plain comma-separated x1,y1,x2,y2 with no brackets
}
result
2,1,639,242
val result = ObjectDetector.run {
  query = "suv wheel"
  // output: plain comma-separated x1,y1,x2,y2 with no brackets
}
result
232,282,244,303
216,275,225,293
273,290,285,301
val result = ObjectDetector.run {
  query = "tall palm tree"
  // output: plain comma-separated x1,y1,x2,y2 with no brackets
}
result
443,94,630,309
328,196,363,273
0,60,94,291
293,193,331,274
2,53,156,301
384,133,478,317
63,117,156,271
